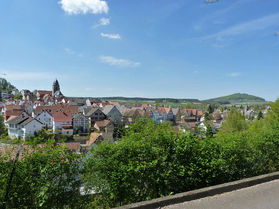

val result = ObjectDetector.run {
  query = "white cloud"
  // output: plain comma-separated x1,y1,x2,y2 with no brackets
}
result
64,48,83,57
100,56,140,67
59,0,108,15
64,48,75,55
100,33,121,39
204,13,279,40
99,17,110,26
228,72,241,77
92,17,110,28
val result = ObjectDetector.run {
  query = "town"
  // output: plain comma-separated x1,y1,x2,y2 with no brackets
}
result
0,78,269,153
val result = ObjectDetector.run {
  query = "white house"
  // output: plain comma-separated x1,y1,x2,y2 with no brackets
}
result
52,112,72,134
6,115,44,140
35,110,53,129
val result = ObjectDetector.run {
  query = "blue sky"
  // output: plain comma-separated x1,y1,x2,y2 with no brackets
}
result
0,0,279,101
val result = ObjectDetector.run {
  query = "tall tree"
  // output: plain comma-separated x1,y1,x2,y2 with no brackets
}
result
219,108,249,134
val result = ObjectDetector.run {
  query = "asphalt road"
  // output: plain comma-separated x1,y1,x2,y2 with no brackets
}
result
163,179,279,209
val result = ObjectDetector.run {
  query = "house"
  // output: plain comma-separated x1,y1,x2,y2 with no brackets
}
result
86,133,104,147
1,92,12,99
36,90,52,101
52,112,72,134
172,108,182,124
150,107,174,122
35,110,53,129
4,110,28,123
20,89,36,101
122,109,141,125
11,88,19,96
34,104,79,116
73,113,89,133
58,142,81,153
84,107,106,126
94,120,114,141
6,115,44,140
101,105,122,124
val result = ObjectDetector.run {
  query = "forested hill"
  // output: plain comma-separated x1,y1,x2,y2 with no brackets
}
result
0,78,15,93
202,93,266,104
100,97,200,103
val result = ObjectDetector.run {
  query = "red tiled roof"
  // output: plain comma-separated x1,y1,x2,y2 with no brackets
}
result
137,109,145,116
35,104,78,115
37,90,52,95
6,105,22,111
94,120,111,129
86,133,102,147
165,107,171,114
157,107,165,115
52,112,72,122
5,110,25,121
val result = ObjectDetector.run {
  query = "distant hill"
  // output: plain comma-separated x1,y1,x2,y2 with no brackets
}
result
202,93,266,105
0,78,15,93
100,97,200,103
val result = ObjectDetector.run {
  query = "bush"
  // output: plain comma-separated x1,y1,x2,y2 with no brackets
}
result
83,113,279,207
0,143,83,208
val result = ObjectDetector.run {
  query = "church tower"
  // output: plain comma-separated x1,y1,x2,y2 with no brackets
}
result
52,79,60,96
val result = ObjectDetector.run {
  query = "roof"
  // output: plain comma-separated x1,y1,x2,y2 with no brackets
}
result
198,110,203,116
86,133,102,147
83,107,101,117
172,108,179,115
6,115,42,126
123,109,139,117
58,142,80,151
37,90,52,95
52,112,72,122
61,129,73,132
6,105,22,111
165,107,171,114
102,105,115,115
35,104,79,115
157,107,165,115
94,120,111,129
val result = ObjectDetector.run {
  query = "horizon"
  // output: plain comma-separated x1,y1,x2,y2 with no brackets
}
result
0,0,279,101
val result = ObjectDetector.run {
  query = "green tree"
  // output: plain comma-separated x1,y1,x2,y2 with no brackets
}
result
0,115,7,137
207,104,214,114
83,118,179,207
257,111,264,120
205,123,214,138
14,93,23,100
0,143,83,208
219,108,249,134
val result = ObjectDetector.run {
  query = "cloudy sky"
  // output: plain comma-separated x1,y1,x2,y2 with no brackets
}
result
0,0,279,101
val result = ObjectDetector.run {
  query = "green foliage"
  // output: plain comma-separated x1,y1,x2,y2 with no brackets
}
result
219,108,249,134
83,104,279,207
206,104,215,114
0,78,15,93
203,93,266,105
0,115,7,137
113,123,126,139
0,143,83,208
13,93,23,100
